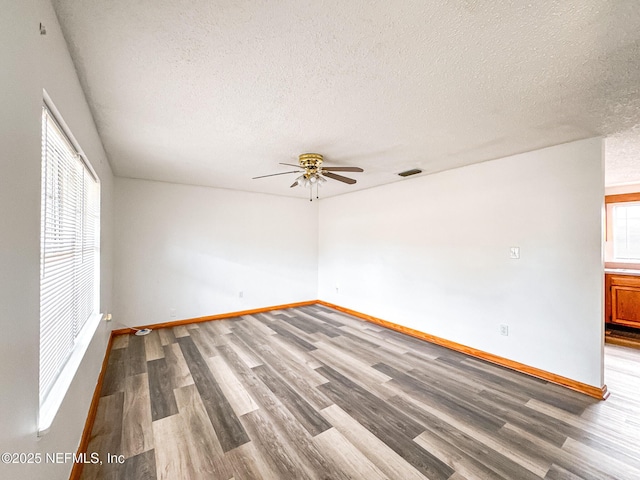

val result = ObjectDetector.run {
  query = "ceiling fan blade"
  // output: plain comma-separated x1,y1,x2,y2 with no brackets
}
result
290,181,299,188
322,166,364,172
279,162,302,168
323,171,357,185
252,170,301,179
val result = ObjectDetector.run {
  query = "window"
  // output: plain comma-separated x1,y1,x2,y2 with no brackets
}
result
612,202,640,262
605,193,640,268
39,102,101,434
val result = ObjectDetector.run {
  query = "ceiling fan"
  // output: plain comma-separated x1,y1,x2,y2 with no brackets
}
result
252,153,364,201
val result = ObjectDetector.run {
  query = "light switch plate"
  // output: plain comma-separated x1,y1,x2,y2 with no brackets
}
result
510,247,520,259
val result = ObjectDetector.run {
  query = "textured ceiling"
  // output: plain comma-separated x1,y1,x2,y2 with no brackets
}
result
51,0,640,198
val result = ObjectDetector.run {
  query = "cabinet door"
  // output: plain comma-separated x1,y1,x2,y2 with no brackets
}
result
611,285,640,328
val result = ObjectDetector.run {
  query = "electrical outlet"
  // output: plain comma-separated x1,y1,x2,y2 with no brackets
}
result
239,291,244,298
500,324,509,336
170,308,177,318
510,247,520,259
104,313,112,322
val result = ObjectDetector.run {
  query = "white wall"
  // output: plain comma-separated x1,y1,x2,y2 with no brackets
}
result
319,138,604,387
605,182,640,195
113,178,318,328
0,1,114,479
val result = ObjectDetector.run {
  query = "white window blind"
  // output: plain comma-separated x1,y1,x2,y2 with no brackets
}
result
40,105,100,408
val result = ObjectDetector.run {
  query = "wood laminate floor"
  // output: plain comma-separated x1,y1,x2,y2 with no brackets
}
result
81,306,640,479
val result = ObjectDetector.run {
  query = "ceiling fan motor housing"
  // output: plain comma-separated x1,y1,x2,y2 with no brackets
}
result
299,153,323,176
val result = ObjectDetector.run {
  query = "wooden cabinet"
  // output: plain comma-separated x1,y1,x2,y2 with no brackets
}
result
605,274,640,329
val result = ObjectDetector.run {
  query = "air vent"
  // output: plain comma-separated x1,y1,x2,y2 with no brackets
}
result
398,168,422,177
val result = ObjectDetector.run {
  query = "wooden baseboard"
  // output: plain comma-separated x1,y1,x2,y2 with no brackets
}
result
111,300,318,335
69,332,116,480
605,335,640,349
317,300,609,400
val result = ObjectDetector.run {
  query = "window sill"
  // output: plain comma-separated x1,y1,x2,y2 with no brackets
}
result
38,311,104,437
